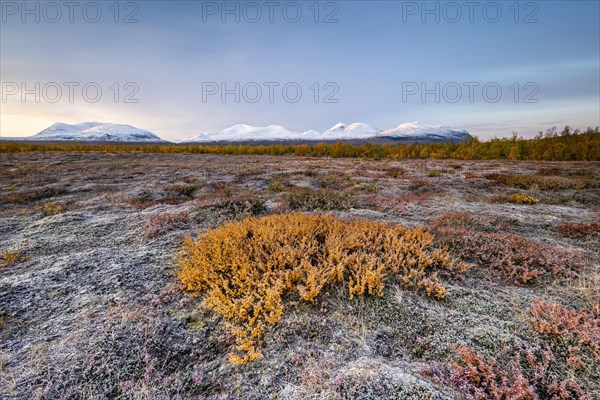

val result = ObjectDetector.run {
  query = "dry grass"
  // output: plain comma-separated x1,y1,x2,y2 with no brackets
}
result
565,271,600,306
0,251,28,269
177,213,467,364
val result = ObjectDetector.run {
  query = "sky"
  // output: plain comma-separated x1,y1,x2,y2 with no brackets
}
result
1,0,599,141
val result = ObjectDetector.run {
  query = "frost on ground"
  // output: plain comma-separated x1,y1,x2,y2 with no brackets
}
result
1,153,598,399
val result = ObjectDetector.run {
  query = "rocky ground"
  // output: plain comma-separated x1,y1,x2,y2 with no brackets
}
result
0,152,598,399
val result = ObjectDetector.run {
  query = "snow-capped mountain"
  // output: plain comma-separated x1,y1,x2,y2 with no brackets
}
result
182,121,470,143
181,124,322,142
322,122,381,139
4,121,472,143
378,122,471,142
25,122,166,142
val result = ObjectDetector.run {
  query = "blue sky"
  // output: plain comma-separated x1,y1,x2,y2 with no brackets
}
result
1,0,599,140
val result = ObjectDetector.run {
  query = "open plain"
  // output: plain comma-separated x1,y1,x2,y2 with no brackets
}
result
1,152,598,399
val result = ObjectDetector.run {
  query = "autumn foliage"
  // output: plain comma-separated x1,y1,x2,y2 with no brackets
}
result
176,213,467,364
557,222,600,238
530,301,599,372
449,301,599,399
432,213,585,285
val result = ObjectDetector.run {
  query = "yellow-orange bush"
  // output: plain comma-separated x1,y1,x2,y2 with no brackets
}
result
512,193,540,205
177,213,468,364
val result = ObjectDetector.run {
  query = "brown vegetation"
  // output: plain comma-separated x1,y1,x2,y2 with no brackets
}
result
143,212,192,239
432,213,585,284
558,222,600,238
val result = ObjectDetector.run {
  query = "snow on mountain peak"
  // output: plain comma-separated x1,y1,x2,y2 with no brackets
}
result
327,122,347,132
322,122,381,139
31,122,165,142
16,120,471,143
378,122,471,141
180,121,470,143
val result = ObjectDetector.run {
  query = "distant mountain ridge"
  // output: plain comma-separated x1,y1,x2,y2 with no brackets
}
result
4,121,472,143
180,121,472,143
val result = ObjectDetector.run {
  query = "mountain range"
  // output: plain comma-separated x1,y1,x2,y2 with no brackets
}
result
3,121,473,143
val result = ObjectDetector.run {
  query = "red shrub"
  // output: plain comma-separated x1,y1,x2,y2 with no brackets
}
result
143,212,191,238
557,222,600,238
449,346,536,400
375,192,432,212
530,301,600,370
449,345,592,400
432,213,585,285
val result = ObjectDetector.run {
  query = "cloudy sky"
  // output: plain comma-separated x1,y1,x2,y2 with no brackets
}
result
1,0,599,140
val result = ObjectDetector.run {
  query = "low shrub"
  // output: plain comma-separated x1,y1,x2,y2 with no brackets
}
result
449,345,536,400
1,186,65,204
385,166,407,178
376,192,432,213
177,213,467,364
449,344,592,400
486,174,600,191
143,212,191,239
463,172,481,179
558,222,600,238
489,193,513,204
0,251,29,269
432,213,585,285
408,179,433,192
283,189,355,211
127,197,153,209
194,197,265,225
529,301,599,373
42,201,64,216
537,167,594,177
353,182,379,193
267,179,285,192
162,183,198,200
317,173,354,190
512,193,540,205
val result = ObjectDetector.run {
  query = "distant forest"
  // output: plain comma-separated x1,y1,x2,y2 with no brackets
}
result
2,126,599,161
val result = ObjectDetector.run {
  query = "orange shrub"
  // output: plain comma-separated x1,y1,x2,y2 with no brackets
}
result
177,213,467,364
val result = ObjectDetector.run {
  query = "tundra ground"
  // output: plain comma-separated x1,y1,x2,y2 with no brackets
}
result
1,152,598,399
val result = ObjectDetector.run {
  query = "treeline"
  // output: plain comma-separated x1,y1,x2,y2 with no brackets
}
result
1,126,599,161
